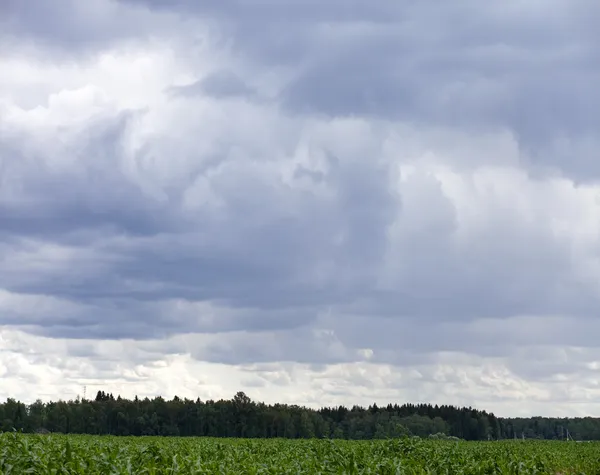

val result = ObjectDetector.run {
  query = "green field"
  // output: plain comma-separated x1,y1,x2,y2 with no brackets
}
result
1,432,599,474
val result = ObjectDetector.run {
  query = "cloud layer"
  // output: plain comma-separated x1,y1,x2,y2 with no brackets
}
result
1,0,600,417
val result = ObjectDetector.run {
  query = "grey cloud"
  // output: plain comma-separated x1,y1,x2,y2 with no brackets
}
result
170,70,259,99
0,0,180,55
9,0,600,179
5,291,320,340
281,31,600,175
122,0,408,25
0,111,180,241
319,314,600,372
1,100,598,360
191,327,356,366
504,346,595,382
1,104,400,330
240,377,266,388
3,0,600,403
126,0,600,180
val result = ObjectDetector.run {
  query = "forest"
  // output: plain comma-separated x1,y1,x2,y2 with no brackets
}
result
0,391,598,441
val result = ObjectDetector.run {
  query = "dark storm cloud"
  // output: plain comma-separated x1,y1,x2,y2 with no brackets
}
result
279,11,600,180
0,113,178,241
0,107,400,341
1,152,397,317
1,96,599,354
124,0,600,180
2,0,600,378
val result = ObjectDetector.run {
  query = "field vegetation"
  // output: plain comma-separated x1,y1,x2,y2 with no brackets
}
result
1,431,598,474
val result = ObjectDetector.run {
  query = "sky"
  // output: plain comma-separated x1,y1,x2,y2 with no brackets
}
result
1,0,600,418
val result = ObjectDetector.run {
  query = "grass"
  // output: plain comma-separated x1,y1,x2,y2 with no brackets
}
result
1,432,599,474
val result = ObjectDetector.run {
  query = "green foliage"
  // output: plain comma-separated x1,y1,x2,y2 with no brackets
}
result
0,394,499,441
2,393,600,441
0,432,598,474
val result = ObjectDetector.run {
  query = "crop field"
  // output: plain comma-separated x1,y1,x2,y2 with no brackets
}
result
1,432,599,474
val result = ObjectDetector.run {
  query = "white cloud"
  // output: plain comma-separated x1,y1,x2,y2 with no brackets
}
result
4,328,600,417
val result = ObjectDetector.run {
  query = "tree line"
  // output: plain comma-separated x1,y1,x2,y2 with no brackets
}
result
0,391,597,440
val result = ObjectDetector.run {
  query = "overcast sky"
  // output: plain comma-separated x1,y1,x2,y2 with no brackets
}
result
1,0,600,417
